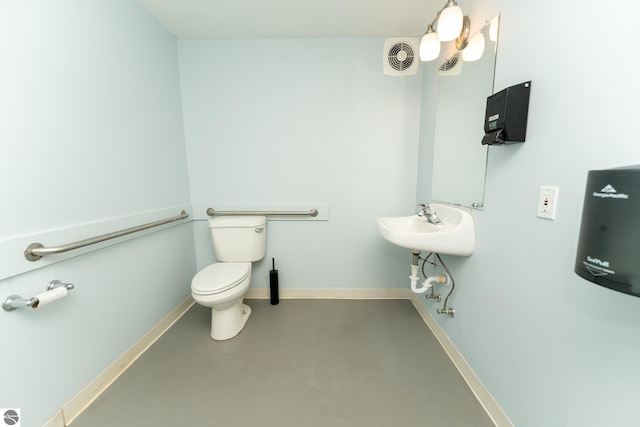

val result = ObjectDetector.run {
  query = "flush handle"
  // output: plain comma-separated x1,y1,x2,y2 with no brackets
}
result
255,227,264,233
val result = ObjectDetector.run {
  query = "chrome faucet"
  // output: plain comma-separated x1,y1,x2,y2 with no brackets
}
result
416,203,443,225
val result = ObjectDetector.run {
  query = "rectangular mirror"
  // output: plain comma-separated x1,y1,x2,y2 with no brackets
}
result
430,14,500,209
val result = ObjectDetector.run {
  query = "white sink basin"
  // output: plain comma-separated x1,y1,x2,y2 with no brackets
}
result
376,203,475,256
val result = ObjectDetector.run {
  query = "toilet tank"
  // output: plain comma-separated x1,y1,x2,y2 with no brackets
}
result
208,216,267,262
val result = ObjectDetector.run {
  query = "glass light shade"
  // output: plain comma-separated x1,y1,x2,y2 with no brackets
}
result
461,32,485,62
437,5,463,41
420,32,441,61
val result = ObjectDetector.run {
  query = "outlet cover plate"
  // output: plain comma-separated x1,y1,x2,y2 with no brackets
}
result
537,186,558,220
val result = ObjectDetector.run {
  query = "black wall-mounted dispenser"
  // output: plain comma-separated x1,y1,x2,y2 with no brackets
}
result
482,81,531,145
575,165,640,297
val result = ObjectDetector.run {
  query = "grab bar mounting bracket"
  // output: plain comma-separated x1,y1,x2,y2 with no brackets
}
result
25,243,45,261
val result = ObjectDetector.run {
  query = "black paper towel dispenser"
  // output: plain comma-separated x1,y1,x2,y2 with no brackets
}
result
482,81,531,145
575,165,640,297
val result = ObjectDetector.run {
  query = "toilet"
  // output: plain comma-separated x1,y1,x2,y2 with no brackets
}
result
191,216,267,340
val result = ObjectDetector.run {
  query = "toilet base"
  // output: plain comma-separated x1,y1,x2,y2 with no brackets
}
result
210,299,251,340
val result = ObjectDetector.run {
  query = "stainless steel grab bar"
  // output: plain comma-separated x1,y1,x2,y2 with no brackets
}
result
24,210,190,261
206,208,318,217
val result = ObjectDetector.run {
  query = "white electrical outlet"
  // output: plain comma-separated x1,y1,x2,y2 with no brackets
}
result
537,186,559,220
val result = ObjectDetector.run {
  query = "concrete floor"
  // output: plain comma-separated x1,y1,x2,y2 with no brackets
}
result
70,299,494,427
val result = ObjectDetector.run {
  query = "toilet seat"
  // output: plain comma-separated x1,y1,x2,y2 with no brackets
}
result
191,263,251,296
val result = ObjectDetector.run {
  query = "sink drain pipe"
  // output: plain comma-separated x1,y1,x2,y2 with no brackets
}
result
410,252,449,294
409,252,457,317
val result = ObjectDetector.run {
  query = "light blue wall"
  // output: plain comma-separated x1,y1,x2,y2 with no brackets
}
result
417,0,640,425
178,38,422,288
0,1,195,425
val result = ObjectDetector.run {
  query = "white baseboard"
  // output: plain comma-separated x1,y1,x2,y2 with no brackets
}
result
53,289,511,427
41,409,65,427
245,287,411,300
408,293,514,427
59,296,195,426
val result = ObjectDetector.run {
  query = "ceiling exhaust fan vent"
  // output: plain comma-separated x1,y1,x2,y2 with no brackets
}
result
383,38,419,76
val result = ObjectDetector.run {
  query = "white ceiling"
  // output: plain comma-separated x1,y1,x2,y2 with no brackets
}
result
136,0,442,39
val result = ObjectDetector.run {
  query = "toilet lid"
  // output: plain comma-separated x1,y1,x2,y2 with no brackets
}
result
191,263,251,295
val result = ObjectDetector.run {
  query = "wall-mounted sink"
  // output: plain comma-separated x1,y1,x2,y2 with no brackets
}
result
376,203,475,256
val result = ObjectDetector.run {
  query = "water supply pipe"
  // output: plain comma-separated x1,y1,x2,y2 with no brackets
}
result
417,252,457,317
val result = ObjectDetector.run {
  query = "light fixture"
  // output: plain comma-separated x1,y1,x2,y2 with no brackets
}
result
437,0,463,42
420,26,440,61
461,32,485,62
418,0,469,62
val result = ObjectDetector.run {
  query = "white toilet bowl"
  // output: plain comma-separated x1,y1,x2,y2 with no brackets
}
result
191,262,252,340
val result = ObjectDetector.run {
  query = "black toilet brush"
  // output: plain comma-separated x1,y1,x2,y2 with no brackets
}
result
270,258,279,305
